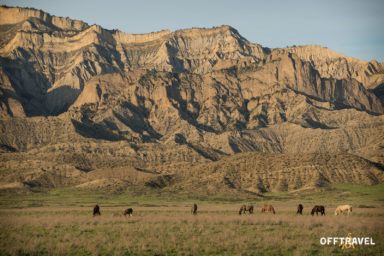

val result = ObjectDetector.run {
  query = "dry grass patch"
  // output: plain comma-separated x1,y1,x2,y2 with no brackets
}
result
0,206,383,255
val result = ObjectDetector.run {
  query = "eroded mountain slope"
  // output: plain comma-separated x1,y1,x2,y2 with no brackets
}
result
0,6,383,192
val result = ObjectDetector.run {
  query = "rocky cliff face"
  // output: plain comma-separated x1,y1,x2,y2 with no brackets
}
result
0,6,383,192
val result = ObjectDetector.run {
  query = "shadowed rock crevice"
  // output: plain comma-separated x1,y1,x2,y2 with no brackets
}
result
71,119,127,141
371,83,384,104
145,174,175,188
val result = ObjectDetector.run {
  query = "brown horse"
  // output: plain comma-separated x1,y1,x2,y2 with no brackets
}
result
239,205,254,215
297,204,303,215
93,205,101,216
261,205,275,214
311,205,325,216
123,208,133,216
191,203,198,215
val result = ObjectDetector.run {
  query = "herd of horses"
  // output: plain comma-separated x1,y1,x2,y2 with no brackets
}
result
93,205,133,216
93,204,352,216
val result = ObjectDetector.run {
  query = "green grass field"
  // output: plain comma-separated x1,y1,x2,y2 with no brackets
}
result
0,184,383,255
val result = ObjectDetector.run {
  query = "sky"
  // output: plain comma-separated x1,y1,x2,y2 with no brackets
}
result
1,0,383,62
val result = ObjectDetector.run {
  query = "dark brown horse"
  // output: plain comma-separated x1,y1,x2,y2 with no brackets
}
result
124,208,133,216
297,204,303,215
261,205,275,214
311,205,325,216
239,205,254,215
191,203,198,215
93,205,101,216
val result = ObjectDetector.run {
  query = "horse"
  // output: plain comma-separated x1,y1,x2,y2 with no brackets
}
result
124,208,133,216
311,205,325,216
191,203,198,215
93,205,101,216
261,205,275,214
239,205,254,215
297,204,303,215
334,205,352,216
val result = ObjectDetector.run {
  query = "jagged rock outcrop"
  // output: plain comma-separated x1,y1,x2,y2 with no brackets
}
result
0,6,88,31
0,6,383,192
1,6,383,116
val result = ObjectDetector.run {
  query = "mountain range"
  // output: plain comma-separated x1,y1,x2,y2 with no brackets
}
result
0,6,383,193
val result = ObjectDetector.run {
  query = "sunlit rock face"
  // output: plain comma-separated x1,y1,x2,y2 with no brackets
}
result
0,6,383,191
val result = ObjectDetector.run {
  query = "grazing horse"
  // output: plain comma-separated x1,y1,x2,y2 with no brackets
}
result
124,208,133,216
191,203,198,215
297,204,303,215
311,205,325,216
334,205,352,216
261,205,275,214
239,205,254,215
93,205,101,216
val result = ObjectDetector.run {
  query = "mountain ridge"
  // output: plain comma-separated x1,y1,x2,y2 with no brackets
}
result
0,6,383,193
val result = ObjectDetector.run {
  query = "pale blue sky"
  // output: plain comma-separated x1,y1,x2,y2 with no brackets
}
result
1,0,383,61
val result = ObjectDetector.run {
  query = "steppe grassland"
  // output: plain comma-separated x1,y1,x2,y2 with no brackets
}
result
0,184,383,255
0,206,383,255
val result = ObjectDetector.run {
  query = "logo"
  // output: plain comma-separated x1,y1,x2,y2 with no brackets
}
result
339,233,355,249
320,233,375,249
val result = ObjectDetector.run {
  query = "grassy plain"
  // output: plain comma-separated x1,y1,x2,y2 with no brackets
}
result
0,184,383,255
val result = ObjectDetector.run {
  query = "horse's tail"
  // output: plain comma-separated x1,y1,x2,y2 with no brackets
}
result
272,207,275,214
